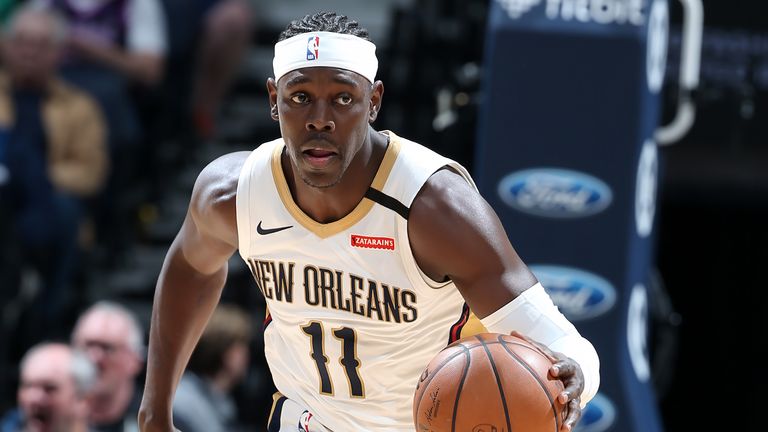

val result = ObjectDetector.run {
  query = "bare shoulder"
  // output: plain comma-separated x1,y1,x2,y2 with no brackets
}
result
189,151,251,240
410,168,483,226
409,167,492,251
192,152,249,206
408,168,490,280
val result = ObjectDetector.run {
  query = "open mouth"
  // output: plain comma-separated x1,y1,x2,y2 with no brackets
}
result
304,148,336,157
303,148,338,168
27,410,52,429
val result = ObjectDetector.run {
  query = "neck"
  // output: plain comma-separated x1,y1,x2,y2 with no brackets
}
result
89,380,134,425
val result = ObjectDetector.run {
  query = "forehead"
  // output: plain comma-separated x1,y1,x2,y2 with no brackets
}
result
73,310,132,343
22,349,71,384
279,67,370,90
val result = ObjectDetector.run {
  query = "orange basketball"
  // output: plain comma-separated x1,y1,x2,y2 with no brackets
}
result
413,333,565,432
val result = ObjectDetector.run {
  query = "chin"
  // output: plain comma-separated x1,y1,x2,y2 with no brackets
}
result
300,172,343,189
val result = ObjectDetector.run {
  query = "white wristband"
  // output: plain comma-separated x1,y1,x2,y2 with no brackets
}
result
480,283,600,407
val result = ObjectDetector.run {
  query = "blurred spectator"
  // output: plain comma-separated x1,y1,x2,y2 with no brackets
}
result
172,303,252,432
0,4,108,349
161,0,253,141
0,342,97,432
47,0,167,84
70,301,144,432
190,0,253,140
33,0,168,261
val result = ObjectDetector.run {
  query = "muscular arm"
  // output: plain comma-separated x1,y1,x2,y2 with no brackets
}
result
409,168,538,318
138,152,248,431
410,168,599,429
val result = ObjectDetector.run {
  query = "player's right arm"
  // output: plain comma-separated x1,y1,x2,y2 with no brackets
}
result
138,152,249,432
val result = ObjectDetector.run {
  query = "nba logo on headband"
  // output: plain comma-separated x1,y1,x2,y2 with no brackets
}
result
306,36,319,60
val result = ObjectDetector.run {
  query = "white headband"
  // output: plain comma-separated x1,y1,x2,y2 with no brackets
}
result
273,31,378,83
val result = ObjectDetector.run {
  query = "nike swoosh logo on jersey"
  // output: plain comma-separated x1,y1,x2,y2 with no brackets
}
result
257,221,293,235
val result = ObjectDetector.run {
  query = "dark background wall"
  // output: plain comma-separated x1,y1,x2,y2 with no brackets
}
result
656,0,768,429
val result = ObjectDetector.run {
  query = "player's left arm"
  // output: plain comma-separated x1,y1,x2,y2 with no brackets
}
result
408,168,600,430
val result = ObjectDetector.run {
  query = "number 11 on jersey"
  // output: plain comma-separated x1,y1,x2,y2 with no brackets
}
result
302,321,365,398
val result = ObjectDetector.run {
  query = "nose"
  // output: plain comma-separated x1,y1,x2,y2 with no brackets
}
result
84,345,107,365
305,101,335,132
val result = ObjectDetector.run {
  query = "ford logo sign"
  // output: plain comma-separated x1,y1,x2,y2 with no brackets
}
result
529,265,617,321
497,168,612,218
574,393,616,432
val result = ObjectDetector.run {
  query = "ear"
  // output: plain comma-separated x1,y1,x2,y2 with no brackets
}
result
267,78,279,121
126,352,144,377
368,80,384,123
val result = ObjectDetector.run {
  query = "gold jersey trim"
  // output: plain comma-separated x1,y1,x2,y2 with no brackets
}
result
270,132,402,238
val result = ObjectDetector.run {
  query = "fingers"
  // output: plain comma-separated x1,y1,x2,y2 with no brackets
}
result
510,330,585,431
551,361,583,402
560,397,582,431
550,360,576,379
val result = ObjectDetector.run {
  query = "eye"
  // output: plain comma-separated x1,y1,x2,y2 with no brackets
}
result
290,93,309,104
335,94,353,106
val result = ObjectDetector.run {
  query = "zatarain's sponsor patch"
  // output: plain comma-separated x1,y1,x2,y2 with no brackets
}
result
350,235,395,250
497,168,613,218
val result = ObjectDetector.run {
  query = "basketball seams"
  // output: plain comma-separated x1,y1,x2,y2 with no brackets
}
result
416,335,561,431
454,340,533,350
414,346,469,419
450,344,471,432
497,335,562,432
474,335,512,432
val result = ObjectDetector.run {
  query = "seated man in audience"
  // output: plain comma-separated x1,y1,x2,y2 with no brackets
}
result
34,0,168,259
71,301,145,432
0,342,97,432
0,5,108,349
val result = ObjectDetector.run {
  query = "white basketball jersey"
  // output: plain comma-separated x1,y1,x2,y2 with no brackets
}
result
236,131,476,431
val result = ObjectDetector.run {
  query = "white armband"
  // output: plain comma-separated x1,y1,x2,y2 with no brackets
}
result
480,283,600,407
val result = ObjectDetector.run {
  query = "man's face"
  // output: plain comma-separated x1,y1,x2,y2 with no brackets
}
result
269,67,381,188
71,311,141,395
1,12,61,85
18,346,84,432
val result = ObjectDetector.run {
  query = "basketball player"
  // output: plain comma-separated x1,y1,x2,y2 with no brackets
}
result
138,12,600,432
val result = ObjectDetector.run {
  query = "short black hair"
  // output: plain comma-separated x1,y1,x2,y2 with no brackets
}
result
278,11,371,42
